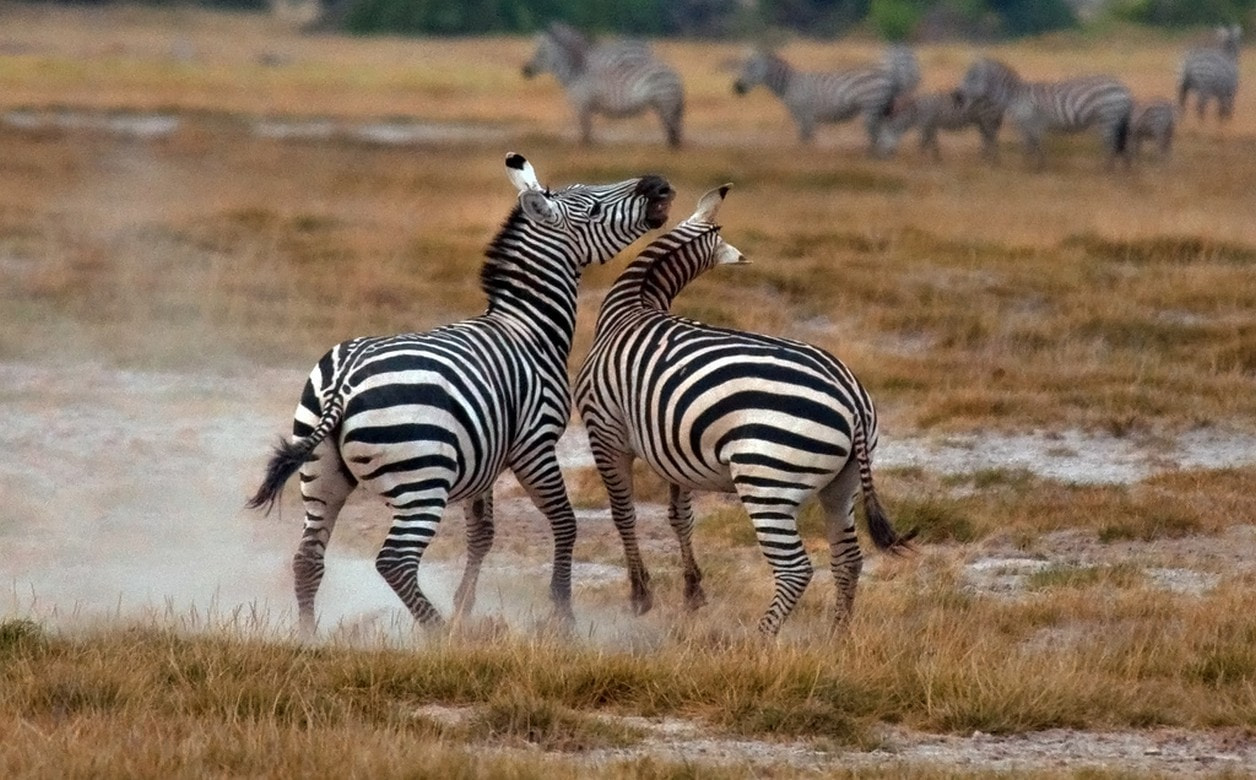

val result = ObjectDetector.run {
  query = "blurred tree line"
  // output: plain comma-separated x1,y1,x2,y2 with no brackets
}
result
31,0,1255,37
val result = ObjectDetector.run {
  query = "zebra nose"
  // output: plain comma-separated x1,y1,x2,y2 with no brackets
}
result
733,81,747,95
637,176,673,228
521,64,535,78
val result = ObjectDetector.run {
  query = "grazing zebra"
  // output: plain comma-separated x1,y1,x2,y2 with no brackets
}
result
733,49,907,150
1179,25,1242,121
875,90,1004,160
574,186,913,637
1131,99,1175,158
955,58,1132,169
522,22,685,148
248,153,674,634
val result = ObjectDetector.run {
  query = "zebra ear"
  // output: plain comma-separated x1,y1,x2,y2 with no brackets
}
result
505,152,542,193
688,183,732,224
518,189,560,226
714,239,748,266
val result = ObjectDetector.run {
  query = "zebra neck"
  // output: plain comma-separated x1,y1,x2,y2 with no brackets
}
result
481,210,581,358
764,57,794,97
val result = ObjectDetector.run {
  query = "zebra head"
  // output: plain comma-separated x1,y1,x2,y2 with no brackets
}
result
955,57,1016,112
733,50,774,95
505,153,674,267
1217,24,1243,57
522,23,587,81
684,184,748,268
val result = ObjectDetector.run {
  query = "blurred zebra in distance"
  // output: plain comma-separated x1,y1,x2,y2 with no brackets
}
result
882,43,921,96
1179,25,1241,121
733,49,912,151
955,58,1132,169
574,186,914,637
522,22,685,148
248,154,674,635
1130,98,1175,158
876,89,1004,160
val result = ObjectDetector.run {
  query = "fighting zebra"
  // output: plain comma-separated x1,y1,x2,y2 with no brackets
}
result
1179,24,1242,122
1131,98,1175,158
955,57,1132,170
522,22,685,148
248,153,674,634
875,90,1004,160
733,49,910,151
882,43,921,96
574,186,913,637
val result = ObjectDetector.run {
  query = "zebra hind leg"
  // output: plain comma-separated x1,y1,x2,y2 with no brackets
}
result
591,446,653,615
292,441,355,638
452,492,495,624
513,447,578,626
817,460,863,634
375,494,450,630
667,484,707,610
732,473,812,636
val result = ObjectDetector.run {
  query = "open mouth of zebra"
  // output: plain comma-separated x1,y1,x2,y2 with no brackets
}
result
640,176,675,229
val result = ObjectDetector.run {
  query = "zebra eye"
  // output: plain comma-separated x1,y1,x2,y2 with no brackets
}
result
588,201,602,218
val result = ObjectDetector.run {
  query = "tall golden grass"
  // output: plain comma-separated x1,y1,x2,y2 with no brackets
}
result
2,5,1256,775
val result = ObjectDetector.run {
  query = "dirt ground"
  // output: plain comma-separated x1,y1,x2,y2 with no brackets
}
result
5,358,1256,775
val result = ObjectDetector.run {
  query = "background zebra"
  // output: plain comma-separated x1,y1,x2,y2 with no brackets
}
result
248,153,674,634
732,49,909,151
522,22,685,148
574,186,913,637
875,90,1004,160
1131,98,1175,157
955,57,1132,169
1178,24,1242,121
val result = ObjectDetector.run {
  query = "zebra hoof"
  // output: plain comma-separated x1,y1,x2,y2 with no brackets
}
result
684,586,708,611
631,591,654,616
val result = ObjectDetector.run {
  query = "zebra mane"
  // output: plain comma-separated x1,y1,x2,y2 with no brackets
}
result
635,225,719,312
546,22,589,70
480,205,541,305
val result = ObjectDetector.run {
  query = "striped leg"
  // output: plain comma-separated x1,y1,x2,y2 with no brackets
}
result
513,448,577,623
452,491,495,622
375,485,450,629
591,446,652,614
667,484,707,610
818,460,862,633
292,440,355,637
733,463,813,636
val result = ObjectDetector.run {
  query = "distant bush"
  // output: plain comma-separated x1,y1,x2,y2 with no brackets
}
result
1112,0,1254,26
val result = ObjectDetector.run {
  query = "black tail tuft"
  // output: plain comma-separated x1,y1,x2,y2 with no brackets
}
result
864,493,918,555
246,437,315,514
1114,110,1131,157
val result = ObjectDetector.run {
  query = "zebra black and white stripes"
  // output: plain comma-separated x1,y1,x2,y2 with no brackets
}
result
249,153,674,634
956,58,1132,169
574,186,913,636
733,49,906,150
1179,25,1242,121
876,90,1004,160
523,22,685,148
1131,99,1175,157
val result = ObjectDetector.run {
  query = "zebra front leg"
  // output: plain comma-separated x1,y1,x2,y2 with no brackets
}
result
578,108,594,145
452,491,495,623
513,448,577,624
818,460,862,633
667,484,706,611
590,445,652,614
292,443,355,637
375,493,449,630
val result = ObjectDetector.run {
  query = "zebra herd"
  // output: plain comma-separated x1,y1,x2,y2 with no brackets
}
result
521,22,1242,169
250,153,913,637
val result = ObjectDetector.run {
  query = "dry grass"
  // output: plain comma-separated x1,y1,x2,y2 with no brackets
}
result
3,5,1256,776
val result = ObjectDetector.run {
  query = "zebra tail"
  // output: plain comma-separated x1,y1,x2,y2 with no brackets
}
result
852,417,917,554
246,396,345,514
1114,109,1131,156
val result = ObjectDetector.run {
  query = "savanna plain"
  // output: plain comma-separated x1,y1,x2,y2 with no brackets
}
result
2,4,1256,777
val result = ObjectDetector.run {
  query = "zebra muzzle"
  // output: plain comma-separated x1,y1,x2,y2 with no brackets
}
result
638,176,674,229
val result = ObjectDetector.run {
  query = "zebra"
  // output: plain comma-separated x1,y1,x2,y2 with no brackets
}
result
573,186,914,637
955,58,1132,170
522,22,685,148
248,153,674,635
1130,98,1175,158
732,49,908,151
1178,24,1241,121
875,90,1004,160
